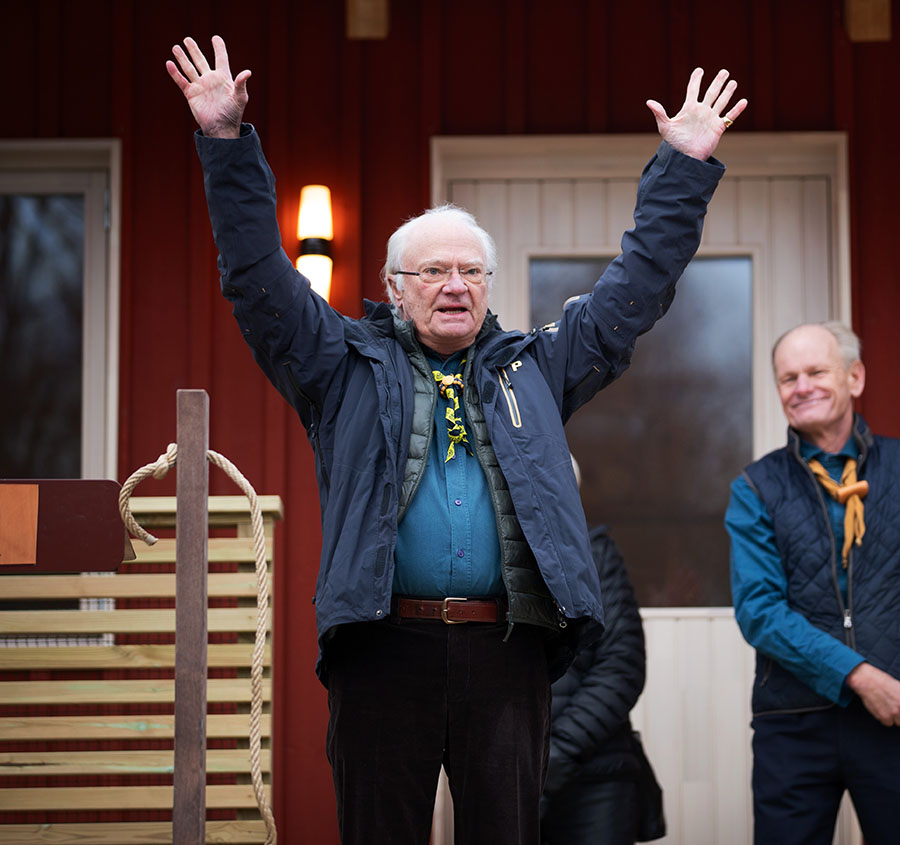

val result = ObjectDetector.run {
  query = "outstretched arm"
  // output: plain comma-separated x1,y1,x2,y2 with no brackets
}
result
166,35,251,139
646,67,747,161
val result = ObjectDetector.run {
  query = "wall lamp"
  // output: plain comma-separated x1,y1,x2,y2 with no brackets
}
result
296,184,334,302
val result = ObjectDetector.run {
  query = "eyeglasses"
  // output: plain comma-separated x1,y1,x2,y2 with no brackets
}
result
394,266,492,286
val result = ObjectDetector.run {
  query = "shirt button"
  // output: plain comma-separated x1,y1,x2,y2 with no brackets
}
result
454,498,462,506
457,549,465,557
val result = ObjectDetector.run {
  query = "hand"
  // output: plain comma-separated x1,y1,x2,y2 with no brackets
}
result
646,68,747,161
846,662,900,726
166,35,251,139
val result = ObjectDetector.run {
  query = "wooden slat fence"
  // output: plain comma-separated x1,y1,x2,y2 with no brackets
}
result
0,494,282,844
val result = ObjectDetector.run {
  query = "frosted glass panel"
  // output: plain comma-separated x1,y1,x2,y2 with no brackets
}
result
531,256,752,606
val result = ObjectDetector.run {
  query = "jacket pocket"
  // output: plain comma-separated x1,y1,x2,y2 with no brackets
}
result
498,367,523,429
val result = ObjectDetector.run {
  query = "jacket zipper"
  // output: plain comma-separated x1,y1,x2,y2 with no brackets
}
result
498,367,522,428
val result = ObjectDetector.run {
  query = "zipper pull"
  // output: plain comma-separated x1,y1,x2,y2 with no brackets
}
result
843,609,852,629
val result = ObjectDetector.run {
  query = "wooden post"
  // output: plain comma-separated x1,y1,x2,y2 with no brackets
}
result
173,389,209,843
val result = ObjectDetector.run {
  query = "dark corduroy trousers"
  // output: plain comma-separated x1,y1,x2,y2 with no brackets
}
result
325,617,551,844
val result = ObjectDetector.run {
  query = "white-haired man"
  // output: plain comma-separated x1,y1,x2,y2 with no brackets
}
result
727,322,900,845
169,35,745,844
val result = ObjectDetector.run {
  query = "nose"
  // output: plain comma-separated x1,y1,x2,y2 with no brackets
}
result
795,373,812,393
442,268,468,293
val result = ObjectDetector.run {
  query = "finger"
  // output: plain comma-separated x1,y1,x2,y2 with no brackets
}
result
702,69,730,106
184,36,211,76
684,67,704,105
211,35,231,77
165,59,191,93
712,79,738,115
171,44,199,82
723,98,748,124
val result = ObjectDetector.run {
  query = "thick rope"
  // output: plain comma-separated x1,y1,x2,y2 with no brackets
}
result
119,444,277,845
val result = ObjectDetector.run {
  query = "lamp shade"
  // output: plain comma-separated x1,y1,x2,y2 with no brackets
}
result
297,185,334,302
296,254,333,301
297,185,333,240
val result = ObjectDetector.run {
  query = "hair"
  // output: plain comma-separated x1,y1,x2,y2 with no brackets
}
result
771,320,862,371
380,203,498,308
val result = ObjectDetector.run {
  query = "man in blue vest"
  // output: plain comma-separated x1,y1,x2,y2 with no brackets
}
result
727,321,900,845
169,35,747,844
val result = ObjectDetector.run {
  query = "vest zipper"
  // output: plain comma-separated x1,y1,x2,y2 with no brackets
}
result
498,367,522,428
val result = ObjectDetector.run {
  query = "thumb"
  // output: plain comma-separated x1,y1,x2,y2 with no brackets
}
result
645,99,668,126
234,69,252,98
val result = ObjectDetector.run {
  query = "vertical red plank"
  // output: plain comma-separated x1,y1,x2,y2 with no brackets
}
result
173,389,209,843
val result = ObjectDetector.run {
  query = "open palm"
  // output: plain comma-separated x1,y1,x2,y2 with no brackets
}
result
646,68,747,161
166,36,251,139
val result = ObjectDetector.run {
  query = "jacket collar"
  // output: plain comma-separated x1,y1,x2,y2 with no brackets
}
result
786,413,873,467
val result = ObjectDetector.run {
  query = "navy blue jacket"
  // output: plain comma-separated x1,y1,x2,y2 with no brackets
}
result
743,416,900,714
196,125,724,682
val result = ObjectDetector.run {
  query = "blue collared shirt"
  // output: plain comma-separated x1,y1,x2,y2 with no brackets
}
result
726,434,864,705
392,350,504,597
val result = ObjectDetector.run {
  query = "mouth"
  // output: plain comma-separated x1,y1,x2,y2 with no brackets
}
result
437,307,468,315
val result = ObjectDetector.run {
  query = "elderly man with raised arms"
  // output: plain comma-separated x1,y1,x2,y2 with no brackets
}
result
168,35,745,844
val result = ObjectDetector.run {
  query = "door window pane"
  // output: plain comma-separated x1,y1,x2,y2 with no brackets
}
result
0,194,84,478
530,256,752,606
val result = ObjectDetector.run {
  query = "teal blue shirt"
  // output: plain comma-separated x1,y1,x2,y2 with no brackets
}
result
393,350,504,597
726,434,864,705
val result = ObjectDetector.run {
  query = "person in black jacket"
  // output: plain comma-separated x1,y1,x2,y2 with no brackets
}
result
541,523,648,845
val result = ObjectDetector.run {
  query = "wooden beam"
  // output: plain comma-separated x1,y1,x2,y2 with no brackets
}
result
346,0,389,39
0,821,269,845
0,783,269,812
173,389,209,845
0,713,271,741
845,0,892,41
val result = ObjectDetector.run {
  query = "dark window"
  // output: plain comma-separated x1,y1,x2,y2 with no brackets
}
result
0,194,84,478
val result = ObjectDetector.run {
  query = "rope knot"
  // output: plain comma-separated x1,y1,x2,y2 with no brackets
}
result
150,443,178,480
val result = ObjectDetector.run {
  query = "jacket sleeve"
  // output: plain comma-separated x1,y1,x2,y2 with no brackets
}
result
529,141,725,423
544,528,646,795
195,124,349,425
726,474,863,704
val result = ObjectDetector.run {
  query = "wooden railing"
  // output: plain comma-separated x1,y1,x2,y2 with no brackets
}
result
0,494,282,844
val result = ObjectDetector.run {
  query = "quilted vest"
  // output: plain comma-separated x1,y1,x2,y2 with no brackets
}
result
393,316,561,636
743,416,900,715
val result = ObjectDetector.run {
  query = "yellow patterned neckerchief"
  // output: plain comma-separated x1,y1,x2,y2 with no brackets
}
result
807,457,868,568
432,361,472,462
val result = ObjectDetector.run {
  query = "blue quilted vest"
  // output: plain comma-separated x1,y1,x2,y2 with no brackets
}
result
743,416,900,715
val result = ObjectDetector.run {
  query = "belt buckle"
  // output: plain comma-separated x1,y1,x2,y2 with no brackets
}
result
441,597,468,624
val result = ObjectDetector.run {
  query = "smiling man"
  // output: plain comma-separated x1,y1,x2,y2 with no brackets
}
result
727,322,900,845
169,34,746,844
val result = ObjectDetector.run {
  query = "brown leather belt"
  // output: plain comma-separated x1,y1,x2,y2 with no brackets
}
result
391,596,507,625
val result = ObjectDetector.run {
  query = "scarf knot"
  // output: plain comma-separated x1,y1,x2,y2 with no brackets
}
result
807,457,868,568
433,366,472,462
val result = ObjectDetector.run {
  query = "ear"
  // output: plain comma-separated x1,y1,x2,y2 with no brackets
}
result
848,360,865,399
387,276,404,309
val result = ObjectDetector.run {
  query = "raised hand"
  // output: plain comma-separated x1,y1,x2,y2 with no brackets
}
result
646,68,747,161
166,35,251,139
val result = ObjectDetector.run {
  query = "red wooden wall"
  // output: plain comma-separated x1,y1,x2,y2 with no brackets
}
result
3,1,899,840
